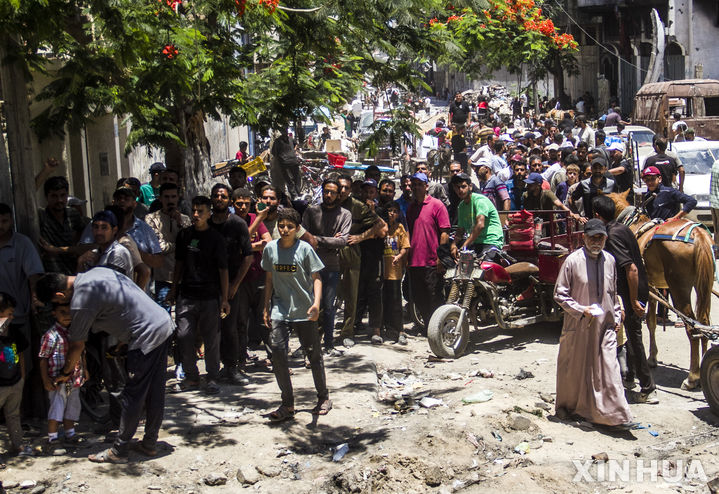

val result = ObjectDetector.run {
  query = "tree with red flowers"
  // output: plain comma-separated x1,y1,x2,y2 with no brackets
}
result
429,0,578,100
4,0,451,196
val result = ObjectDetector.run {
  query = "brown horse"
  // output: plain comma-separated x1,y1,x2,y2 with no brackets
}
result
608,190,713,389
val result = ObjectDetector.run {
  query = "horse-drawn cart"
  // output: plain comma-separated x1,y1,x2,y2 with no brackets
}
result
648,288,719,415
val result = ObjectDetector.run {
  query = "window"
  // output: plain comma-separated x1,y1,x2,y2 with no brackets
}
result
703,97,719,116
99,152,109,177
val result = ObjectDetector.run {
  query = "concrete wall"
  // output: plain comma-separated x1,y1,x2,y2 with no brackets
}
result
673,0,719,80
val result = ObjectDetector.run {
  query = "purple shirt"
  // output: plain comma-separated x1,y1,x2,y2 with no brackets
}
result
407,196,451,267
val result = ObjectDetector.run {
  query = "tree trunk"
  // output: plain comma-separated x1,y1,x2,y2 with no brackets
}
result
551,53,566,106
0,37,40,240
165,106,215,200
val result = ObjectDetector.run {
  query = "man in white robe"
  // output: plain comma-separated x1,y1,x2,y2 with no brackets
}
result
553,219,635,430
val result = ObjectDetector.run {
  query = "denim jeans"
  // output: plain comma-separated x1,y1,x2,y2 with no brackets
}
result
320,270,340,348
269,320,328,408
154,281,173,314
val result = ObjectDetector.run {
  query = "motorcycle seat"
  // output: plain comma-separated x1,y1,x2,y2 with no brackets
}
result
505,262,539,281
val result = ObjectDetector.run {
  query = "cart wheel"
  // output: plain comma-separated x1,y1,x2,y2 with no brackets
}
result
427,305,469,359
701,345,719,416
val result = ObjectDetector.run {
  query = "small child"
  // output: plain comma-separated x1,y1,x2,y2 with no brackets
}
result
381,203,410,345
38,303,87,450
0,292,32,456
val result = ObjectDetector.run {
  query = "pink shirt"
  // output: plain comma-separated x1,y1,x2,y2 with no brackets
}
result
407,196,450,267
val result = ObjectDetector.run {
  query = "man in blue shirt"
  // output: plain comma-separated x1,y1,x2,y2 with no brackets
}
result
642,166,696,220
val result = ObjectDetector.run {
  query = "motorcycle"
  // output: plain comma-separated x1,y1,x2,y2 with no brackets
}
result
427,211,583,358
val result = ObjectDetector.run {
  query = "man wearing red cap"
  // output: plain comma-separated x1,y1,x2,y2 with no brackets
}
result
641,166,696,221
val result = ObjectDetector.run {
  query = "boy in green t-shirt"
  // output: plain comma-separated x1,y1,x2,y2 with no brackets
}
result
450,173,504,260
261,208,331,422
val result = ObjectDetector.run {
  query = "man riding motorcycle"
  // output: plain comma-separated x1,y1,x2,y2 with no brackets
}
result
449,173,504,262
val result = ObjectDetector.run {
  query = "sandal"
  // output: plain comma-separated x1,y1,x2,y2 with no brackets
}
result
132,442,157,457
268,406,295,423
312,399,333,416
88,448,128,464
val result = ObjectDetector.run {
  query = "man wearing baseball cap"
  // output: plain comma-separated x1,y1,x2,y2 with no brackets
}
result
406,172,451,333
554,217,636,431
641,166,696,221
522,172,580,223
140,162,166,206
606,141,633,195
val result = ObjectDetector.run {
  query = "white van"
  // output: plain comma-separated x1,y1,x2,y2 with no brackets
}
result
669,140,719,227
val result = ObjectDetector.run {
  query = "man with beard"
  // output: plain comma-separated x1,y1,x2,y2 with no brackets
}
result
570,158,615,219
302,179,352,350
396,175,413,216
209,184,254,385
38,176,90,274
592,196,657,404
553,219,636,430
146,183,191,309
255,186,312,242
506,160,528,211
148,168,191,215
336,175,387,348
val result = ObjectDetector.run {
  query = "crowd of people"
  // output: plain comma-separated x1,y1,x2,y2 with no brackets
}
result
0,91,702,462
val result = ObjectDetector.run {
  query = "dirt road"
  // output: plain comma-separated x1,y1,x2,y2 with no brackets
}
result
2,304,718,493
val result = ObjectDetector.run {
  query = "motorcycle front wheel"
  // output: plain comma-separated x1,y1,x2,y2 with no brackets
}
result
427,304,470,358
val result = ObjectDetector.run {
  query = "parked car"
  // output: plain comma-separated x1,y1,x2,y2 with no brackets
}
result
668,140,719,227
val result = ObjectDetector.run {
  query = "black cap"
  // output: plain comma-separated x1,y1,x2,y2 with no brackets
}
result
584,218,607,237
150,162,166,174
113,186,136,199
450,172,472,184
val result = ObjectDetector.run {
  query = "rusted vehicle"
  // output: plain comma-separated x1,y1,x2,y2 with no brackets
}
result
633,79,719,141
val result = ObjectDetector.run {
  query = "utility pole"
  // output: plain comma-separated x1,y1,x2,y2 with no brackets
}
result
0,37,40,241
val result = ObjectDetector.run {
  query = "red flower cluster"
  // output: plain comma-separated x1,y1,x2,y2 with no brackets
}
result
235,0,247,16
447,14,461,22
162,44,179,59
157,0,181,11
258,0,279,13
552,32,577,48
429,17,440,25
